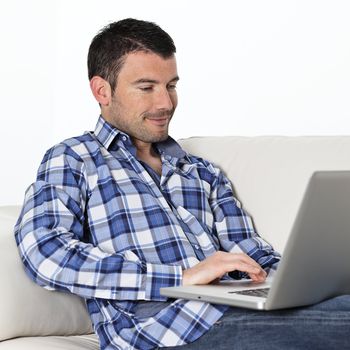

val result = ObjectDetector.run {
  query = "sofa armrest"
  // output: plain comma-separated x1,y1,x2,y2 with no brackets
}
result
0,206,93,342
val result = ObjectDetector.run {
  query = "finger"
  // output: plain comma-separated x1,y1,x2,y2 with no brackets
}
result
225,253,262,273
249,272,266,282
230,262,262,276
248,269,267,282
234,253,263,269
239,259,267,280
219,252,263,272
233,260,265,280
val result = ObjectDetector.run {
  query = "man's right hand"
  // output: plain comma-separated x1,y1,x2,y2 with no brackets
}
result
182,251,267,286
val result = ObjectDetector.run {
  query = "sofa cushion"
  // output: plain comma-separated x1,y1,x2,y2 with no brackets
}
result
0,206,93,341
0,334,99,350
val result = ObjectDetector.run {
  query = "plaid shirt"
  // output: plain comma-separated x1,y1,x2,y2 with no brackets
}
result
15,116,280,349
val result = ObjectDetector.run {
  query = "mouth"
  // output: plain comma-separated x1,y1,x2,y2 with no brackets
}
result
145,117,169,127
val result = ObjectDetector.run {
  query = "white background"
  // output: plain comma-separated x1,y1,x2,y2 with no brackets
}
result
1,0,350,205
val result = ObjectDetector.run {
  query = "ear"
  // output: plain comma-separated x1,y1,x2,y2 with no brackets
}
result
90,76,112,106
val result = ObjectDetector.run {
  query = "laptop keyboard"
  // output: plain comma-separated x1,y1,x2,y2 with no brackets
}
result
228,288,270,298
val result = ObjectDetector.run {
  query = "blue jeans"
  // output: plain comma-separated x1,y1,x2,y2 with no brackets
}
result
161,295,350,349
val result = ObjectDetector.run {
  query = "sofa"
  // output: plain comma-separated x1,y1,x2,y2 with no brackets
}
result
1,136,350,349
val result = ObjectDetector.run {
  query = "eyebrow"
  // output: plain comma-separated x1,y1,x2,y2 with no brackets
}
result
132,76,180,85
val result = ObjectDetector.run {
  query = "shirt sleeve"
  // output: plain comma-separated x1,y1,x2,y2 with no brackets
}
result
14,144,182,301
209,166,281,276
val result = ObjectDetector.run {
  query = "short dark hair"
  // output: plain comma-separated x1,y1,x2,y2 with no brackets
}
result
88,18,176,92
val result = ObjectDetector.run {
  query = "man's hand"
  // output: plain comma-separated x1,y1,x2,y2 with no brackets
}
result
182,251,267,286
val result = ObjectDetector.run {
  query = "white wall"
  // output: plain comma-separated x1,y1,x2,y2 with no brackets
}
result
1,0,350,205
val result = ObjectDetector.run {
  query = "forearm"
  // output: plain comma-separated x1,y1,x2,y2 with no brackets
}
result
15,182,182,301
16,225,182,300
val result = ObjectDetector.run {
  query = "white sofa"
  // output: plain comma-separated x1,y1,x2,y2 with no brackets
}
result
2,136,350,349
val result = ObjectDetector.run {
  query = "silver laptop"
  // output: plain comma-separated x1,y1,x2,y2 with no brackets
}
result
160,171,350,310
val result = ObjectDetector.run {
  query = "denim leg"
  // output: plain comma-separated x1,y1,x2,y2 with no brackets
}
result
161,295,350,350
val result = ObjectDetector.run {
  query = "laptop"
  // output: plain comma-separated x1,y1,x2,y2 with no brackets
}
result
160,171,350,310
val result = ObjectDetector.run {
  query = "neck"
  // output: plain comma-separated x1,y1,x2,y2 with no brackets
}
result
131,137,162,176
132,138,157,159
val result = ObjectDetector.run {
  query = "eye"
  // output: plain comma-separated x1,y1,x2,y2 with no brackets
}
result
167,84,177,91
139,86,153,92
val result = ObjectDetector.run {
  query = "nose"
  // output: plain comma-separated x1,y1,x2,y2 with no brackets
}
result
154,87,175,111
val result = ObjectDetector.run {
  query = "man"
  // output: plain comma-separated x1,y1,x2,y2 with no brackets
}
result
14,18,350,350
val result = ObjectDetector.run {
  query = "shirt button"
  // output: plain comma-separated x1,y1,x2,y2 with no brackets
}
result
122,136,127,141
194,245,200,250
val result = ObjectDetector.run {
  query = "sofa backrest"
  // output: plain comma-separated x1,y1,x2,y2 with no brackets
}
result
0,206,93,341
179,136,350,253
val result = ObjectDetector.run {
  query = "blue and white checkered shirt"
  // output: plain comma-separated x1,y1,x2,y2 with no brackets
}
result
15,116,280,349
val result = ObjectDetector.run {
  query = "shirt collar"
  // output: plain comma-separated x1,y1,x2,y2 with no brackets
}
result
93,115,187,160
93,115,121,150
154,136,186,159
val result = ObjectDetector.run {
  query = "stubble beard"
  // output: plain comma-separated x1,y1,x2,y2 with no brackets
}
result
109,98,175,143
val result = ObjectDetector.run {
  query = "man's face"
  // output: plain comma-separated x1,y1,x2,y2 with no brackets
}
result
104,51,179,144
